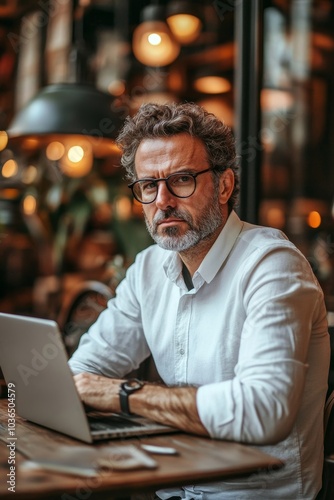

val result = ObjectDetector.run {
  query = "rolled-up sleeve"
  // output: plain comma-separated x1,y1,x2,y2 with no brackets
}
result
196,245,328,445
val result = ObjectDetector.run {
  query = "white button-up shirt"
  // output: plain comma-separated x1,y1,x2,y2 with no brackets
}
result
69,211,330,499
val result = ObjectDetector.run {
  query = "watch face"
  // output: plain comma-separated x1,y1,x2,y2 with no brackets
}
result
123,378,144,392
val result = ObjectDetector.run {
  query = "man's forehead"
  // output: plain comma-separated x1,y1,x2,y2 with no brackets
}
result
136,134,206,158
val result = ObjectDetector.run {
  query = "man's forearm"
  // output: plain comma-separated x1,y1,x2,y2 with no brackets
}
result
74,372,209,436
130,383,209,436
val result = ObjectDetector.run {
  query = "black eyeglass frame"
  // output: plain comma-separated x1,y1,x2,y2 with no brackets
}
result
128,167,217,204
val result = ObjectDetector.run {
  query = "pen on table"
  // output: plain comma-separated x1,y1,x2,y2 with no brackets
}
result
140,444,179,455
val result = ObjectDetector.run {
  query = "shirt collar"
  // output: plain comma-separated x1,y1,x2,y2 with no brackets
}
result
163,210,244,288
163,249,185,289
196,210,243,283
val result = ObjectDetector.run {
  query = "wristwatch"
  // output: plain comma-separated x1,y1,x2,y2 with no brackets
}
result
119,378,145,415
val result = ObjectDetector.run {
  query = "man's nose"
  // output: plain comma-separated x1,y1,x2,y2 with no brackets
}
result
155,181,177,209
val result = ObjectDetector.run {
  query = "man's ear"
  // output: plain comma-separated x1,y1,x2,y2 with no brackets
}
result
219,169,235,205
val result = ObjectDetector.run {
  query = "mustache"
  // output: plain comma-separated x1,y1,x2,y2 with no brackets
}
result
152,208,193,226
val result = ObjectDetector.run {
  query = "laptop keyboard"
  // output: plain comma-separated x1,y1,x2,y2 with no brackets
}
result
88,415,143,432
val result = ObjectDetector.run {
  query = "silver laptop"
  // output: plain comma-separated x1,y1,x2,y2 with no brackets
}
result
0,312,177,443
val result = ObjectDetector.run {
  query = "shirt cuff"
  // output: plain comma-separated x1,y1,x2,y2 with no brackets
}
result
196,381,236,437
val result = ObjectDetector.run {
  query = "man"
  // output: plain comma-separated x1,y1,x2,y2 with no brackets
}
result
69,102,330,499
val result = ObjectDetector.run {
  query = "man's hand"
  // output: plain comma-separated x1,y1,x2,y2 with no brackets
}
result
73,372,209,436
74,372,124,412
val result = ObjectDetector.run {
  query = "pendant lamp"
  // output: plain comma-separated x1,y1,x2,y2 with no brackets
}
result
166,1,203,45
6,83,124,178
194,74,231,94
7,83,124,157
5,5,124,178
132,4,180,67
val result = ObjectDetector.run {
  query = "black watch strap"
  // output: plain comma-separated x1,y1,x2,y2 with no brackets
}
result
119,378,144,415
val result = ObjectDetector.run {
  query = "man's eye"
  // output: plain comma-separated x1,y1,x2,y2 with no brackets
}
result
172,174,193,185
141,181,156,192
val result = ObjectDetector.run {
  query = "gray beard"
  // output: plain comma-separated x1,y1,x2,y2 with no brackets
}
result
144,193,223,252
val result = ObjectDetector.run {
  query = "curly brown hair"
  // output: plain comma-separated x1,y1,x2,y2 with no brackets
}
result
116,102,239,210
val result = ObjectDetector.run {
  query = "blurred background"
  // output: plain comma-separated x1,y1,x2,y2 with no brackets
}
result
0,0,334,327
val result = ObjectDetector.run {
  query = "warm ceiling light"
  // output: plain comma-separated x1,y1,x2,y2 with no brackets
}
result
166,1,202,45
60,138,93,178
22,194,37,215
167,14,201,44
307,211,321,229
132,5,180,67
6,84,124,159
194,76,231,94
5,4,125,178
148,32,162,45
0,131,8,151
1,159,18,178
46,141,65,161
68,145,84,163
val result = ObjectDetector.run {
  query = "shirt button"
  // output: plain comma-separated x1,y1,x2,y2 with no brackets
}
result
180,349,185,355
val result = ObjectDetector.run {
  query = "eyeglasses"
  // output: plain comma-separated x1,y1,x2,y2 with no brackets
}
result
128,167,216,204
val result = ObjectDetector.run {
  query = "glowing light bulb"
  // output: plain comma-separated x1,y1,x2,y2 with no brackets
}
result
0,131,8,151
1,159,18,178
133,20,180,66
167,14,202,44
194,76,231,94
148,33,162,45
46,141,65,161
307,211,321,229
23,194,37,215
68,145,84,163
60,139,93,178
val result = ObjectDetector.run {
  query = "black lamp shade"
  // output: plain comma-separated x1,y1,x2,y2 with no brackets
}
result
7,83,125,156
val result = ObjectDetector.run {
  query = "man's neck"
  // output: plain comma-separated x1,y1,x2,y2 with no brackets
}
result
179,224,223,277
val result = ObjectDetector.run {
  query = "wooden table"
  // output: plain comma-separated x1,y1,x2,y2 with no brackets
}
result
0,399,283,500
